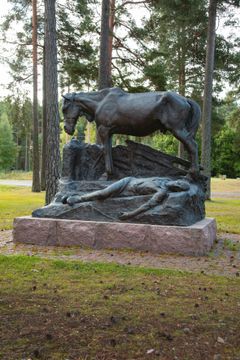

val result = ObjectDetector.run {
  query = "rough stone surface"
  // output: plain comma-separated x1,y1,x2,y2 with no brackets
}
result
61,139,191,181
32,177,206,226
13,216,216,256
33,140,207,227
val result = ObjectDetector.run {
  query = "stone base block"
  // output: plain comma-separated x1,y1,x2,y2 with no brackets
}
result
13,216,217,256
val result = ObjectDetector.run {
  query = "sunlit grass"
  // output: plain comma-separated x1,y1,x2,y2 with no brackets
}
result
211,177,240,193
206,198,240,234
0,185,44,230
0,179,239,233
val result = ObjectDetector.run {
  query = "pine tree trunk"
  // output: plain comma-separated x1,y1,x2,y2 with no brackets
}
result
99,0,112,90
44,0,61,204
201,0,217,200
41,43,47,191
108,0,115,80
177,23,186,160
97,0,115,144
32,0,40,192
24,134,28,171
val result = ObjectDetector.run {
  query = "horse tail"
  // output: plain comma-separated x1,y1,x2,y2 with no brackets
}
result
186,99,201,138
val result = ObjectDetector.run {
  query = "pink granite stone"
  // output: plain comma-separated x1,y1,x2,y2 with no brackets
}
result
13,216,217,256
13,216,57,246
56,219,96,247
94,222,150,250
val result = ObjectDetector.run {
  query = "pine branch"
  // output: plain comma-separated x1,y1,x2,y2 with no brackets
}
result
111,62,128,86
113,34,145,66
116,0,150,11
115,20,148,50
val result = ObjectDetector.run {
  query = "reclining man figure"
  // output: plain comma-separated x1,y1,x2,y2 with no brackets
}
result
62,177,190,221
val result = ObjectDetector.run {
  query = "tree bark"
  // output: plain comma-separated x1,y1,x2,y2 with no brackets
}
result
177,23,186,160
24,134,28,171
32,0,40,192
98,0,112,90
44,0,61,204
41,43,46,191
97,0,115,144
201,0,217,200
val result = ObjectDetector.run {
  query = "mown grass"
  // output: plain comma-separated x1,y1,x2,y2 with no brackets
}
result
211,177,240,193
206,198,240,234
0,255,239,359
0,170,33,180
0,179,239,233
0,185,44,230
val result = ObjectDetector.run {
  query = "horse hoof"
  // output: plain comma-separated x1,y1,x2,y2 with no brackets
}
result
62,195,68,204
185,170,199,181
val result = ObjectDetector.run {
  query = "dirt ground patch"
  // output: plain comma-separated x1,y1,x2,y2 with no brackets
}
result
0,255,240,360
0,230,240,277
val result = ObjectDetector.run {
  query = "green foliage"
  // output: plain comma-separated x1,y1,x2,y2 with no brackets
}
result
0,113,16,171
149,133,178,155
212,125,240,178
223,239,240,251
140,0,208,94
211,96,240,178
143,60,167,91
0,96,34,171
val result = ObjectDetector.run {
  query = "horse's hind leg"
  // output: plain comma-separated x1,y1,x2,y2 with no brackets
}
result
172,128,199,176
97,125,114,176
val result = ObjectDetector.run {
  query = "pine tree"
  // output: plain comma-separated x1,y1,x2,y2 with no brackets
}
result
44,0,61,204
99,0,112,89
32,0,40,192
201,0,218,199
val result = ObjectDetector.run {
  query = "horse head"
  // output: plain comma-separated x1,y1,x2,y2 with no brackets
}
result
62,93,95,135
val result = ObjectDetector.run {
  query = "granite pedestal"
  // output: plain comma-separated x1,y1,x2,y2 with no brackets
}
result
13,216,216,256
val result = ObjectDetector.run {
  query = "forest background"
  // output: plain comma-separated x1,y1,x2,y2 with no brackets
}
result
0,0,239,186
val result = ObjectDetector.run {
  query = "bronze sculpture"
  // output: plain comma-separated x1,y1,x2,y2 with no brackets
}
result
33,87,206,227
62,176,191,220
62,87,201,179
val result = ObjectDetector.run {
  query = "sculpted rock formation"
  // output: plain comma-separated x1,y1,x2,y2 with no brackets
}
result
33,139,206,226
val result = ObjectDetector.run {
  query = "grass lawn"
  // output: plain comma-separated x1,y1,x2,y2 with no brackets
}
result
0,255,239,359
0,170,33,180
211,177,240,192
0,180,239,233
206,198,240,234
0,185,44,230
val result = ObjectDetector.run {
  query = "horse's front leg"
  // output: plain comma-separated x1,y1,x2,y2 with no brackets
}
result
97,125,114,176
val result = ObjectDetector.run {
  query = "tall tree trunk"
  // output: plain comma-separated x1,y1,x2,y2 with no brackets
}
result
97,0,115,144
99,0,112,90
177,23,186,159
32,0,40,192
108,0,115,80
44,0,61,204
24,134,28,171
201,0,217,200
41,43,46,191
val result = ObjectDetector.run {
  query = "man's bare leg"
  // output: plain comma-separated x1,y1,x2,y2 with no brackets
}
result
119,189,168,220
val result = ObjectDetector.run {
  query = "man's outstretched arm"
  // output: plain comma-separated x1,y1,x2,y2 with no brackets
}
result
63,177,133,205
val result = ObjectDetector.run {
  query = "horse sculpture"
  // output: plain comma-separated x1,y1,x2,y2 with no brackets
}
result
62,87,201,178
